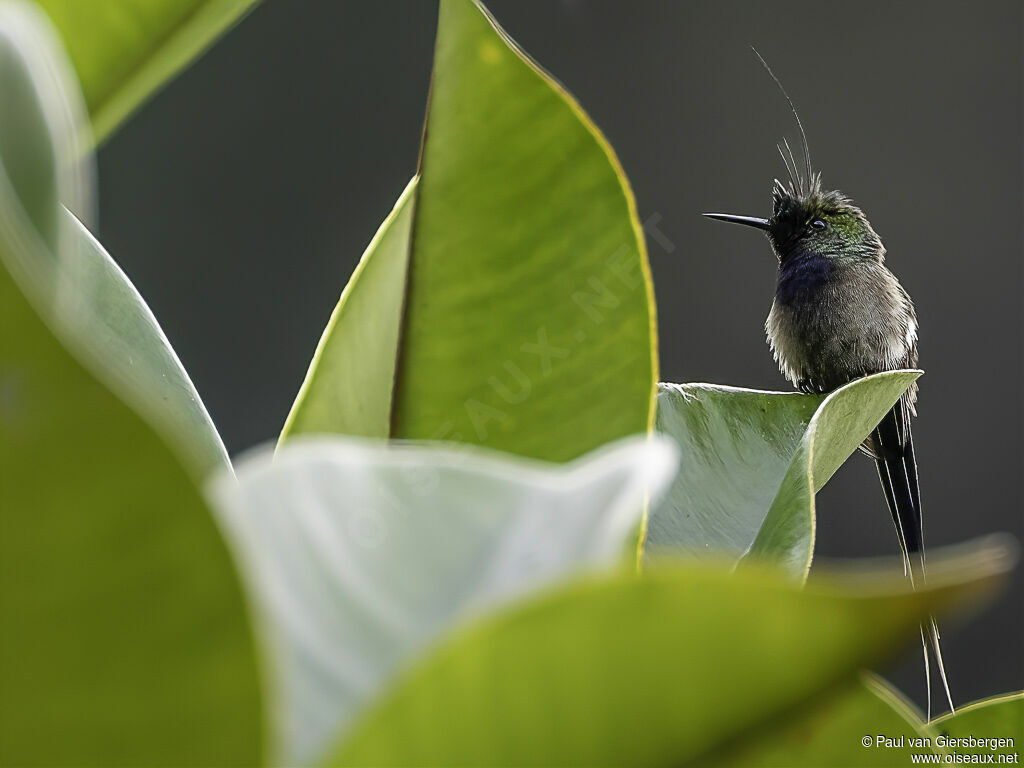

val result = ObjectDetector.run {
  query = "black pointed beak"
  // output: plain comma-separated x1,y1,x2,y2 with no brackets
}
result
702,212,771,231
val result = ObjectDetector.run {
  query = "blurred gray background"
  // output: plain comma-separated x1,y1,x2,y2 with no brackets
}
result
95,2,1022,711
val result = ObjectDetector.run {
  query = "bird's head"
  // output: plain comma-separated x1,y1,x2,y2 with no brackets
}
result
705,173,885,266
705,51,886,266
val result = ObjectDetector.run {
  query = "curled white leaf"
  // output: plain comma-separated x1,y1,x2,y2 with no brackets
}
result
210,434,678,765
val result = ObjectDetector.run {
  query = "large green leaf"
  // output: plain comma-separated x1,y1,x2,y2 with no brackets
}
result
214,433,677,765
933,692,1023,759
33,0,259,140
0,7,262,763
328,539,1013,767
283,0,657,462
648,371,919,577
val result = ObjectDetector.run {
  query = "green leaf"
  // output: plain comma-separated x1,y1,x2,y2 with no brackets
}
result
933,691,1024,759
33,0,259,140
328,538,1012,767
214,433,678,765
283,0,657,462
281,179,416,441
0,7,262,763
647,371,920,577
716,674,940,766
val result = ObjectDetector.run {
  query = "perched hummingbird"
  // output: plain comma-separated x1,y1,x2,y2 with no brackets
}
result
703,59,953,719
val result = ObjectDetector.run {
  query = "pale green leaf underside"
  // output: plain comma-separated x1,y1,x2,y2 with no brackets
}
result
283,0,656,462
213,434,678,765
648,371,920,578
33,0,259,140
59,207,230,476
0,8,261,762
749,370,920,575
330,540,1011,766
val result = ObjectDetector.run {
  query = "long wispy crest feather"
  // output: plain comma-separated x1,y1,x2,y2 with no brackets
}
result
781,137,802,193
751,47,817,197
776,145,797,190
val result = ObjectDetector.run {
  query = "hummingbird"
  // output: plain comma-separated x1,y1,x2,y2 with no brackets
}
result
702,56,953,719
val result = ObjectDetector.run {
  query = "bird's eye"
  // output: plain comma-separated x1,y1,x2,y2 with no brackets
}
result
811,219,827,230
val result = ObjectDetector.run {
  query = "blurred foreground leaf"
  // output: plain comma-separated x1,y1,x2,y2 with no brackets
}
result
0,8,261,763
329,538,1012,767
283,0,656,462
648,371,919,576
33,0,259,140
213,434,678,764
0,3,228,478
716,674,939,766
